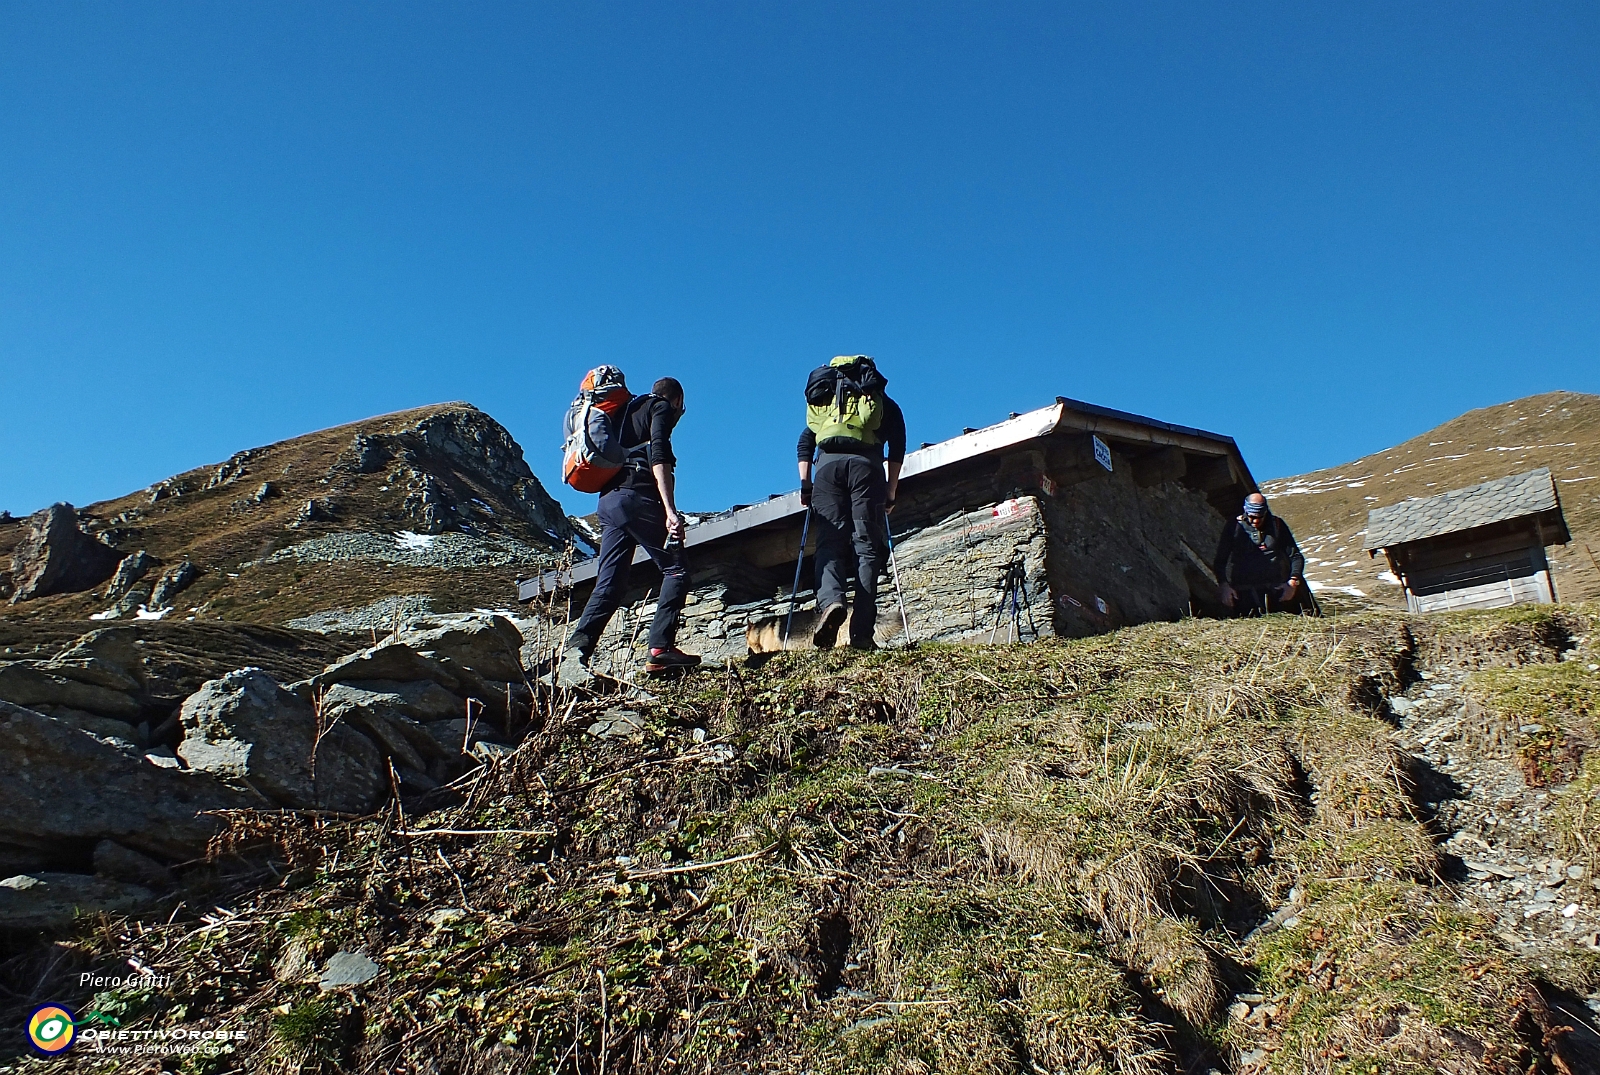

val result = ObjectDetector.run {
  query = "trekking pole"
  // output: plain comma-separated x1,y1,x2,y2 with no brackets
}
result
782,509,813,648
883,511,913,646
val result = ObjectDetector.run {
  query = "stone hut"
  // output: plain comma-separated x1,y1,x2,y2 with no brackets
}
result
519,397,1260,671
1364,468,1570,613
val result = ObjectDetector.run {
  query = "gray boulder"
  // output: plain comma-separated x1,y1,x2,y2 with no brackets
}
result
178,670,385,814
0,700,249,859
425,718,510,754
105,551,154,600
93,840,173,889
150,561,198,608
33,707,140,743
397,616,527,683
318,684,454,773
9,503,122,602
320,680,463,722
0,873,155,932
0,663,141,719
45,628,146,693
313,642,463,693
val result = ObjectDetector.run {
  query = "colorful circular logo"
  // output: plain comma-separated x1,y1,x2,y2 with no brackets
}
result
27,1004,77,1054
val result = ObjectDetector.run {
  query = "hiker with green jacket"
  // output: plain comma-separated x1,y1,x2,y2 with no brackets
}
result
796,355,907,650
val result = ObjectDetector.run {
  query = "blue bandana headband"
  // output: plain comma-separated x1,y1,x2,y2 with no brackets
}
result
1243,501,1266,517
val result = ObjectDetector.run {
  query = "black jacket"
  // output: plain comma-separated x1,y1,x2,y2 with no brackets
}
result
602,394,678,497
1212,513,1305,588
797,396,907,464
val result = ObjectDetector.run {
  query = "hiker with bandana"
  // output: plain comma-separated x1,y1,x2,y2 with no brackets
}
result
1211,492,1309,616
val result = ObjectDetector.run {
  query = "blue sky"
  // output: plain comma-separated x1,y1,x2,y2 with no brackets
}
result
2,3,1596,519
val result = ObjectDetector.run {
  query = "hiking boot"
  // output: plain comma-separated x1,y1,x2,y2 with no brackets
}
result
645,646,702,673
849,638,879,652
812,603,847,649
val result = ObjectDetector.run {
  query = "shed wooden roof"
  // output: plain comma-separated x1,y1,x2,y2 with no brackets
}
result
1363,468,1564,550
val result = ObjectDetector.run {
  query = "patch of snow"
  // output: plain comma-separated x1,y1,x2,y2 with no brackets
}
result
134,606,170,621
395,531,438,550
89,610,116,621
1263,474,1374,497
1307,580,1367,597
1560,476,1596,483
1485,443,1575,452
1378,571,1402,586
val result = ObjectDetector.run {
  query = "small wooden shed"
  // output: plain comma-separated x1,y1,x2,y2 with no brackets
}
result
1364,468,1570,613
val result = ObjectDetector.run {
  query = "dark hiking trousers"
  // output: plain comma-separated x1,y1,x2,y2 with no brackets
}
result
812,452,887,647
1227,586,1311,618
570,488,689,653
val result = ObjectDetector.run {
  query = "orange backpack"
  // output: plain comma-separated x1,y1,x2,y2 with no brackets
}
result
561,366,634,493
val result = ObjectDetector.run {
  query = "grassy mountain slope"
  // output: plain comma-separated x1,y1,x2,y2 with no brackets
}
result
1262,392,1600,606
7,606,1598,1075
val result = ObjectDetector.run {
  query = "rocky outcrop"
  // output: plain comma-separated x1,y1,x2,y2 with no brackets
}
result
9,503,122,602
314,642,465,693
0,872,156,932
0,613,533,933
0,700,250,860
396,615,528,684
105,550,154,600
150,561,198,608
332,406,573,540
93,840,174,889
0,627,152,721
309,616,527,716
0,663,142,720
319,680,463,722
295,616,530,782
178,670,386,815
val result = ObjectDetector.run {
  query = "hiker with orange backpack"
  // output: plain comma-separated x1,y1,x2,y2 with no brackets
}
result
558,369,700,679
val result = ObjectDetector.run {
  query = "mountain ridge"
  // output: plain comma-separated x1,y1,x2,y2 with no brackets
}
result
1263,391,1600,606
0,402,575,629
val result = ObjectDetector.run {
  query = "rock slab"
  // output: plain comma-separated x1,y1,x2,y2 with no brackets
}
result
9,503,121,602
178,669,385,815
0,700,249,859
0,872,156,932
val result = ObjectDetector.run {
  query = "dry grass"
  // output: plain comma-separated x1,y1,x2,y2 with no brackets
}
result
0,610,1587,1074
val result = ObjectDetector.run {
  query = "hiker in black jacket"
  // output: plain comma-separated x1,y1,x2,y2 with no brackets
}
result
562,377,700,677
796,355,907,650
1211,493,1309,617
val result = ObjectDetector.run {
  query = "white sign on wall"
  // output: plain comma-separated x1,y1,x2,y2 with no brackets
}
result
1092,435,1112,472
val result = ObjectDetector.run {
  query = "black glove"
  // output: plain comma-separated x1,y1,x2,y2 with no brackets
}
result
800,479,812,507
